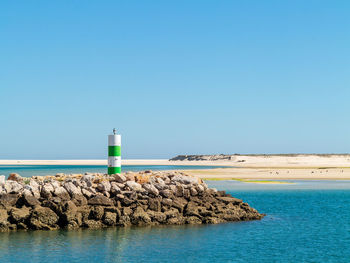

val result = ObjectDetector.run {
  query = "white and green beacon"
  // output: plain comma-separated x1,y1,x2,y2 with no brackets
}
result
108,128,121,174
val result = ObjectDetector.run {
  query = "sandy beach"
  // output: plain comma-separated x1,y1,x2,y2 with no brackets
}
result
1,155,350,180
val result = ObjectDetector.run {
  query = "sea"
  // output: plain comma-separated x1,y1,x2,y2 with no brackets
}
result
1,166,350,262
0,165,226,178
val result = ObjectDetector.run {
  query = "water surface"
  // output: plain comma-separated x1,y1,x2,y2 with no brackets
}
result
0,165,227,178
1,180,350,262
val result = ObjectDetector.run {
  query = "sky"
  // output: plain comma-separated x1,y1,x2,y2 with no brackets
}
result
1,0,349,159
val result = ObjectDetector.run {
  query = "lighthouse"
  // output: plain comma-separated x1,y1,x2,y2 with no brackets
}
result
108,128,121,174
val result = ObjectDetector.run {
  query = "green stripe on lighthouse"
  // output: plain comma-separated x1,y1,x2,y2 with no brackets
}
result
108,129,121,174
108,167,121,174
108,146,121,156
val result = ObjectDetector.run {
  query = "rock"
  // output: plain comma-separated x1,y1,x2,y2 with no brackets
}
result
81,188,94,198
148,198,161,212
54,186,70,200
0,175,5,186
196,184,205,194
83,220,104,229
22,194,40,207
175,184,184,197
90,206,104,220
143,183,159,196
22,188,33,197
183,189,190,199
4,181,23,194
130,207,151,226
29,206,59,230
88,195,114,206
117,215,131,227
172,198,187,213
164,208,181,222
110,182,121,195
103,211,117,226
190,187,198,196
71,195,87,207
0,209,9,223
114,174,127,183
81,174,94,187
172,174,199,185
0,170,264,231
216,196,242,205
161,198,172,207
0,186,5,195
0,194,19,208
10,207,31,223
29,180,41,198
41,183,54,198
7,173,23,182
185,216,202,224
125,173,135,182
147,211,167,223
184,201,201,218
160,189,172,198
57,201,81,229
97,181,111,192
126,181,143,192
64,182,82,197
155,177,166,189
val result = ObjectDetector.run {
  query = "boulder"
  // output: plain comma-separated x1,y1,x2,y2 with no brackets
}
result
0,209,9,227
29,206,59,230
190,187,198,196
22,194,40,207
64,182,82,197
10,207,31,223
143,183,159,196
83,220,104,229
4,181,23,194
81,188,94,198
184,201,201,218
125,173,135,182
216,196,242,205
0,194,19,208
175,184,184,197
172,174,199,185
81,174,94,187
90,206,104,220
148,198,161,212
41,183,54,198
103,211,117,226
97,181,111,192
160,189,172,198
7,173,23,182
110,182,121,195
0,175,5,186
126,181,143,192
130,207,151,226
88,195,114,206
54,186,70,200
29,180,41,198
71,194,87,207
185,216,202,224
147,211,167,223
114,174,127,183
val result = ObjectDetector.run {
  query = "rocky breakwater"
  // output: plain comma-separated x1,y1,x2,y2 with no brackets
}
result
0,171,264,231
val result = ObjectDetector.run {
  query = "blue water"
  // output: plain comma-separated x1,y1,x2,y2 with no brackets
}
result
0,165,228,178
1,180,350,262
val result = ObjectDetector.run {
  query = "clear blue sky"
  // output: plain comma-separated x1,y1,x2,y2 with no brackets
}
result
1,0,349,159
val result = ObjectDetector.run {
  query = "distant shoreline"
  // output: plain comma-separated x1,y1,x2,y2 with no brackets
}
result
1,155,350,180
0,159,231,166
